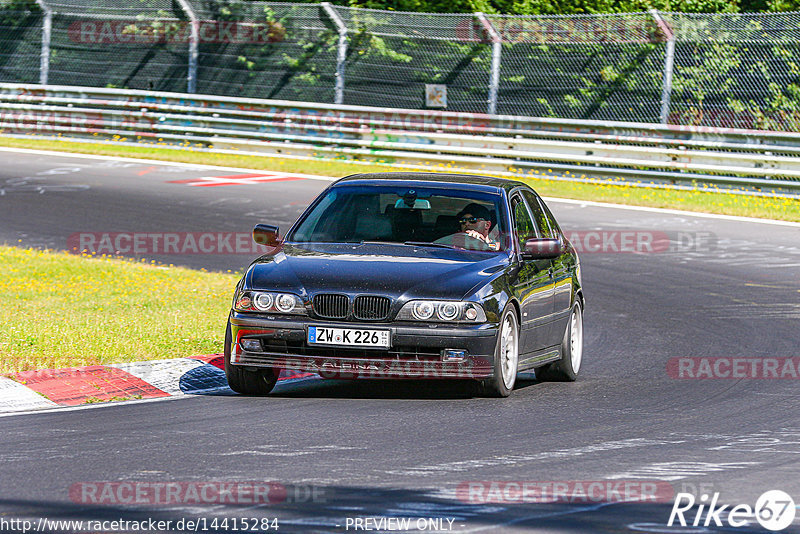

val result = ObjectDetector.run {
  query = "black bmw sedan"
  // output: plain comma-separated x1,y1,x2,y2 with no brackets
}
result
225,172,584,397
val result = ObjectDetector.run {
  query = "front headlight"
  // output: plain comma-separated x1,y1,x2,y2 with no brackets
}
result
396,300,487,323
234,290,306,315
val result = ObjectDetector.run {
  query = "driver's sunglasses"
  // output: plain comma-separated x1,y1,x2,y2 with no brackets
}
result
459,217,484,224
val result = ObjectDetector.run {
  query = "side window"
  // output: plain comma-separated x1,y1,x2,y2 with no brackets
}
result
512,196,538,251
522,190,554,239
541,201,563,238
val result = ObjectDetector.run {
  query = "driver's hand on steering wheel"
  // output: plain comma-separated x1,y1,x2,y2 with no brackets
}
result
465,230,500,250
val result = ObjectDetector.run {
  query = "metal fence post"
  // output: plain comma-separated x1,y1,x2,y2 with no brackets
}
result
650,10,675,125
476,13,501,115
175,0,199,93
34,0,52,85
322,2,347,105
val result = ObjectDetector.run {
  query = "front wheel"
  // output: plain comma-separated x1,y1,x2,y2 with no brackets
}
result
483,307,520,397
224,321,279,395
537,300,583,382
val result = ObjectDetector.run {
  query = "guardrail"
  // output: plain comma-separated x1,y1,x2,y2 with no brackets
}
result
1,83,799,192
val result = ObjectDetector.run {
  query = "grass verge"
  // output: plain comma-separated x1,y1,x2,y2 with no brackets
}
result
0,246,237,373
1,136,798,222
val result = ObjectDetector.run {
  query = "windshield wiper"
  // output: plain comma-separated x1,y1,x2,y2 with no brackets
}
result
357,240,461,250
403,241,458,250
359,240,404,246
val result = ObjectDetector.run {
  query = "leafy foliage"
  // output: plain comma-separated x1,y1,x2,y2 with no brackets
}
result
0,0,40,27
320,0,788,13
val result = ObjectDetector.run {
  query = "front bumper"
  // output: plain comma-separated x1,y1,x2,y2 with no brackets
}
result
229,312,498,379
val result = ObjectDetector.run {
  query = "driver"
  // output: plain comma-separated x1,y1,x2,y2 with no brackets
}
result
454,203,500,251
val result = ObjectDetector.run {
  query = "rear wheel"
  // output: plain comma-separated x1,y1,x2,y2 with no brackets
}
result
537,300,583,382
224,321,279,395
483,307,519,397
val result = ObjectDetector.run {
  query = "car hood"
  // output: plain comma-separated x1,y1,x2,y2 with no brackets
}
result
246,243,509,301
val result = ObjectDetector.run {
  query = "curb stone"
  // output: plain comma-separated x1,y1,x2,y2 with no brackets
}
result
0,355,314,413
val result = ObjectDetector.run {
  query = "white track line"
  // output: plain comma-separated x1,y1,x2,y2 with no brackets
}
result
0,146,336,181
542,197,800,228
1,146,797,227
0,392,196,418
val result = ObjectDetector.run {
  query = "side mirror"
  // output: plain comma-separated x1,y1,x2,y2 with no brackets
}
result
523,237,563,260
253,224,281,247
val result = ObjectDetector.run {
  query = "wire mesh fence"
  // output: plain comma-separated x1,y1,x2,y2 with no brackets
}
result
187,1,339,100
0,0,43,85
1,0,800,131
334,7,493,111
46,0,190,92
663,11,800,131
485,13,667,123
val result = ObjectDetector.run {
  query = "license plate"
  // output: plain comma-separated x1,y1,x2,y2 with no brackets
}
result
308,326,390,348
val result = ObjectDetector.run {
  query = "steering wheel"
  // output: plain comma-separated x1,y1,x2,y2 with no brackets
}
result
447,232,495,251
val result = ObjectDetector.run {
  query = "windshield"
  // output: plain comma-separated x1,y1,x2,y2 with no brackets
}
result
287,185,509,252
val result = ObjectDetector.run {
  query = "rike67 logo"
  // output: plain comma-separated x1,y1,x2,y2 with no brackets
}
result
669,490,796,531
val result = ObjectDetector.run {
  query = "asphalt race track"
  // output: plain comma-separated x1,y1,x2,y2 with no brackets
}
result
2,149,800,533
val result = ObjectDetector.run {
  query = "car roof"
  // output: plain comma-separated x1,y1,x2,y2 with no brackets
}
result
334,172,530,194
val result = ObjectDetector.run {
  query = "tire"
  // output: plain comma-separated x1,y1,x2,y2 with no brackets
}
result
537,300,583,382
483,306,520,397
224,320,279,395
